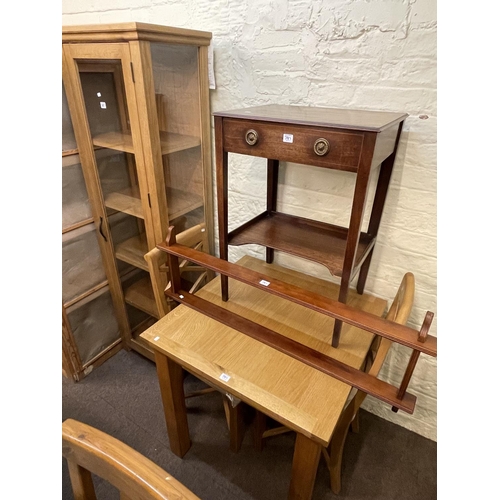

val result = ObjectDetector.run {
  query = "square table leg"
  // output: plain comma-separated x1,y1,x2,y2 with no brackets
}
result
288,433,322,500
154,351,191,457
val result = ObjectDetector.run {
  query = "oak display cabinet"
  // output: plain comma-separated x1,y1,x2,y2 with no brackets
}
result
62,23,214,371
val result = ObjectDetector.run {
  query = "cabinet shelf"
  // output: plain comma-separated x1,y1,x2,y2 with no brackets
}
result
105,188,144,218
105,186,203,221
228,211,375,278
167,187,204,220
123,276,159,319
115,234,149,271
93,130,201,155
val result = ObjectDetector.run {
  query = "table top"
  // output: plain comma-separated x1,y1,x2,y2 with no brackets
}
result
141,255,387,446
213,104,408,132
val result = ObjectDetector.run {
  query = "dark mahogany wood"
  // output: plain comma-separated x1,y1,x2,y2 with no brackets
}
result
213,104,408,346
157,236,437,358
222,118,364,172
215,115,229,301
391,311,434,413
266,159,279,263
357,121,405,294
332,132,378,347
228,211,374,277
214,104,408,132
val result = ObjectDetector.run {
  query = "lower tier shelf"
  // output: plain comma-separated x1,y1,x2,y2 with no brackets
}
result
227,211,375,278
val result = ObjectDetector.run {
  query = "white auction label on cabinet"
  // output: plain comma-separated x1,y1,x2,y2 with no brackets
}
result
283,133,293,143
220,373,231,382
100,102,107,109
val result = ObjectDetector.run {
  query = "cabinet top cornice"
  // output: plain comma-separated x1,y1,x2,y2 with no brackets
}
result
62,22,212,46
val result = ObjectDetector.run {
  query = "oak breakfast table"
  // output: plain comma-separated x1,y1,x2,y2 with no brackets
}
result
141,255,387,500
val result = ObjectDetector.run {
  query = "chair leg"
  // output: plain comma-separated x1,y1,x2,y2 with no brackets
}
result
326,414,352,494
351,410,360,433
67,460,97,500
222,396,245,452
253,410,267,451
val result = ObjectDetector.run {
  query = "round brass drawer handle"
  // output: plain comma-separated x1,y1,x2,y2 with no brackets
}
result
314,138,330,156
245,129,259,146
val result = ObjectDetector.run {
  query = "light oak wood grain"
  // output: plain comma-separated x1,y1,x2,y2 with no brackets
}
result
63,418,200,499
141,255,387,446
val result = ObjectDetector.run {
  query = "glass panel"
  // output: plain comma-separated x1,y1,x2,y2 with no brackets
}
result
62,154,92,230
77,61,156,327
62,224,107,304
67,288,121,364
62,82,77,152
150,43,205,233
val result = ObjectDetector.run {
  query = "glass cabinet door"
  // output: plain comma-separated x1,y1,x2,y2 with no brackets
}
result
63,37,213,351
63,43,157,344
150,42,206,234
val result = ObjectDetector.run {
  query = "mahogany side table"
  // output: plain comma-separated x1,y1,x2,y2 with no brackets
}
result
213,104,407,346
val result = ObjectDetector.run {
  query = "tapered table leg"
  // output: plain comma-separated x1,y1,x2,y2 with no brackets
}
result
154,351,191,458
288,433,322,500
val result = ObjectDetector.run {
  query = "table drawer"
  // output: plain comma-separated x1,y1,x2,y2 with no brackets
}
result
222,118,364,171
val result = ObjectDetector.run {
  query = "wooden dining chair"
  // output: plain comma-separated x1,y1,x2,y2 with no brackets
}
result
252,273,415,494
144,223,213,318
145,224,246,452
62,418,200,499
322,272,415,494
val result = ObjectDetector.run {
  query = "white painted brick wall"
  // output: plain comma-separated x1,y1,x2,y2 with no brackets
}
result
62,0,437,442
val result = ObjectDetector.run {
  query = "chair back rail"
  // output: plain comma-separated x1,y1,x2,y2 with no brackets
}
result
62,418,200,500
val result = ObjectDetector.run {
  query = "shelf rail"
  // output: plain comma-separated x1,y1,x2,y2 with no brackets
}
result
157,226,437,414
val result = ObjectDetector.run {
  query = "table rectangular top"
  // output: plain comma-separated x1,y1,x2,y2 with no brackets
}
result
213,104,408,132
141,255,387,446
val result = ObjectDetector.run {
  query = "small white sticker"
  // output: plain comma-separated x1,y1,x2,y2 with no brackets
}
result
259,279,270,286
220,373,231,382
283,134,293,143
96,92,101,97
154,336,160,341
100,102,107,109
